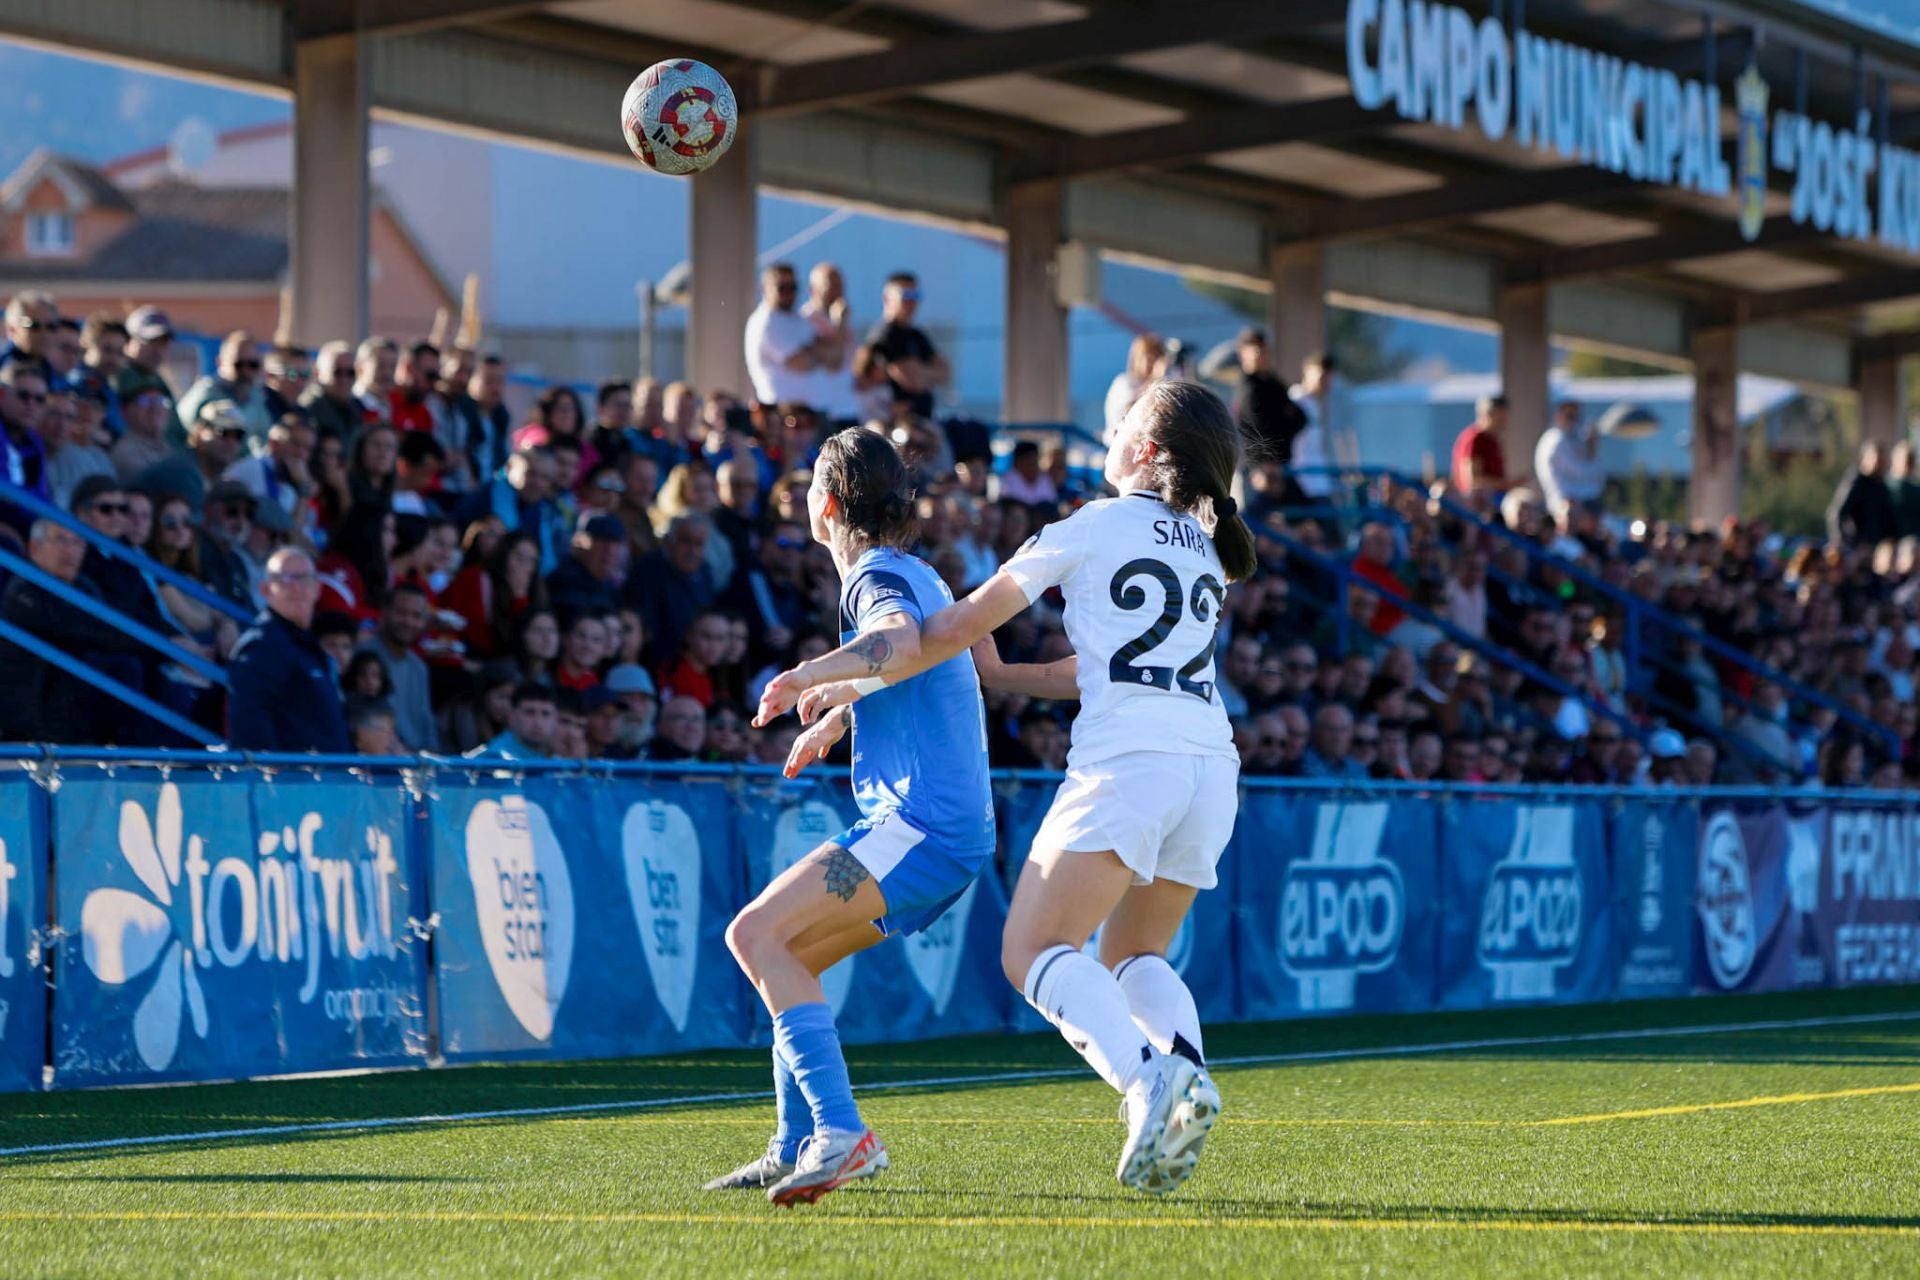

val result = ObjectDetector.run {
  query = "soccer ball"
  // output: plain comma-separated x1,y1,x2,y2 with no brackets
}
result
621,59,738,177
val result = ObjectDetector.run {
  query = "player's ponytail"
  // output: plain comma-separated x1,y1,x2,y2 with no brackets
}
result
816,426,920,554
1136,380,1258,584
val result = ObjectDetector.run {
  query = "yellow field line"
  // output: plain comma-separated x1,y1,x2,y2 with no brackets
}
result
1527,1081,1920,1127
550,1116,1505,1128
0,1209,1909,1238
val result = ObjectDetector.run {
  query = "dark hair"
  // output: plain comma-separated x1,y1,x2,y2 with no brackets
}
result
536,385,585,435
510,681,556,709
407,340,440,362
1131,380,1257,583
596,380,630,408
398,431,446,466
885,271,918,290
341,650,393,699
345,695,395,731
1011,440,1040,463
329,500,394,609
814,427,918,553
388,581,430,606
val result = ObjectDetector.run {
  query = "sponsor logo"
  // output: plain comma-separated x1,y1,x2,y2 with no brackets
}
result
0,833,15,980
1697,810,1756,989
1735,64,1770,242
1476,807,1583,1001
1279,803,1403,1011
465,796,574,1041
622,800,701,1033
80,784,404,1071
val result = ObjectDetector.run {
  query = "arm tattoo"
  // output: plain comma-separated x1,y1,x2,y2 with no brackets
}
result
848,631,894,675
821,847,871,903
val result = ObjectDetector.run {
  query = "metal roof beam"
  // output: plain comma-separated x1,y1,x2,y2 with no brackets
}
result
741,0,1346,115
1287,165,1647,241
1010,95,1386,185
1527,220,1837,281
292,0,543,40
1737,270,1920,324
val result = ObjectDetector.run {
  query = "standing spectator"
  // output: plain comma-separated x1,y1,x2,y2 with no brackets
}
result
801,262,859,424
1886,441,1920,540
40,392,115,509
299,341,362,442
467,683,557,761
226,548,350,754
357,583,438,751
1535,399,1604,516
110,385,177,483
353,337,398,425
863,271,948,419
743,263,826,410
0,520,167,743
113,307,180,444
1451,394,1509,495
1229,328,1301,464
1829,442,1898,548
389,341,441,435
1107,334,1168,441
177,331,271,449
0,361,51,538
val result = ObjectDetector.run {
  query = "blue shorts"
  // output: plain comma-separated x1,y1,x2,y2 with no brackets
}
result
833,811,992,938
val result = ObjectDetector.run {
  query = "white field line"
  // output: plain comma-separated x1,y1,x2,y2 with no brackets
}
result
3,1008,1917,1161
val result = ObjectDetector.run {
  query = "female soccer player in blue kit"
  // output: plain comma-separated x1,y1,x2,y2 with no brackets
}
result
765,382,1252,1195
712,428,995,1207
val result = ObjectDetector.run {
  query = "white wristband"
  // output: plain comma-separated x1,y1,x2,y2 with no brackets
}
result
850,676,887,696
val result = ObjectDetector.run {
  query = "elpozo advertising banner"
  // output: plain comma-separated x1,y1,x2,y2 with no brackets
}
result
431,772,748,1062
1237,791,1438,1021
737,776,1010,1046
1693,804,1824,995
1439,799,1613,1008
1611,797,1698,1000
51,774,427,1086
0,774,44,1092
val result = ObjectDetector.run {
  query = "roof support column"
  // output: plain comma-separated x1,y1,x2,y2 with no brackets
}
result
1496,281,1549,488
1860,354,1906,448
1690,325,1741,528
1004,180,1068,423
689,129,757,399
1267,239,1325,387
291,35,370,347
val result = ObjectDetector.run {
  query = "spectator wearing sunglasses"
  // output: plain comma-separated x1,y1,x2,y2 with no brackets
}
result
132,400,250,513
178,330,272,452
110,386,180,485
0,291,56,373
0,361,52,541
862,271,948,420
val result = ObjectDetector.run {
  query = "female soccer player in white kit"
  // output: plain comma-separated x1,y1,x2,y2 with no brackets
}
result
760,381,1252,1193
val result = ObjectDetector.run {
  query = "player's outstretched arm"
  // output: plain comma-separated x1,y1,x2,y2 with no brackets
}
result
971,637,1080,701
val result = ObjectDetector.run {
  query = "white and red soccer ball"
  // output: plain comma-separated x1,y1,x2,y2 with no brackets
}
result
621,59,738,176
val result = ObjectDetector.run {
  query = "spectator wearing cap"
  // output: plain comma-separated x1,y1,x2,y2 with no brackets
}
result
744,263,829,411
466,682,556,761
114,306,181,444
626,510,717,668
1,291,55,372
1451,394,1509,496
1646,727,1689,785
228,486,294,607
0,361,51,539
603,663,657,756
550,513,629,614
41,390,115,509
178,331,272,452
222,415,314,529
80,313,129,439
356,582,438,752
134,400,248,511
226,545,351,756
862,271,948,420
0,519,165,744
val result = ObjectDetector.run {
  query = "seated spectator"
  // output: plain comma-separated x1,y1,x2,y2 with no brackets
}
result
299,341,362,442
341,649,393,704
649,694,707,761
356,583,437,751
1349,523,1409,637
1301,704,1362,778
346,423,400,512
658,609,733,707
1440,733,1483,783
512,607,560,685
549,514,628,614
346,697,400,756
177,331,271,449
42,391,115,508
442,529,544,659
628,511,717,668
455,445,566,575
1408,730,1443,781
316,500,395,621
1217,634,1260,719
553,609,610,692
725,517,811,665
134,400,248,512
551,686,590,759
1685,738,1720,786
0,361,52,536
466,682,556,760
388,340,441,436
110,384,178,484
997,440,1057,506
226,548,351,754
704,700,753,763
440,660,518,755
1349,715,1383,776
391,430,447,516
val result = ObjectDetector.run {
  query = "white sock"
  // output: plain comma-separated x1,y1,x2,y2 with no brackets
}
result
1113,953,1205,1067
1024,944,1154,1093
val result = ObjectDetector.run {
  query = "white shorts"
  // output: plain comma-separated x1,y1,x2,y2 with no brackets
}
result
1031,751,1240,889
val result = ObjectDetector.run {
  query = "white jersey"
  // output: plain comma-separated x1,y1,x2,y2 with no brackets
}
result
1003,491,1237,771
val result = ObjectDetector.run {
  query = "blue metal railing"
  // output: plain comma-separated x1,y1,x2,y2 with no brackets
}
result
0,543,227,687
0,474,252,625
0,620,218,746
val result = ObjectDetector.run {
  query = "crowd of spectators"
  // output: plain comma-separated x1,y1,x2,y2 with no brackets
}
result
0,278,1915,790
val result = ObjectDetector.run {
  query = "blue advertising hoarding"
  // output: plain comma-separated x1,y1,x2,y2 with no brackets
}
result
1694,804,1826,995
51,774,426,1086
0,775,44,1092
1611,798,1698,1000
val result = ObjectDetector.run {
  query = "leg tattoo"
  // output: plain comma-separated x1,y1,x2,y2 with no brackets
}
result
821,848,871,903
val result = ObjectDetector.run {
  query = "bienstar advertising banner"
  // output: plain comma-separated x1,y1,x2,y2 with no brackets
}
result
432,774,748,1062
1817,806,1920,987
737,776,1010,1046
0,776,44,1092
1237,790,1437,1021
1611,797,1698,1000
1693,804,1824,994
1439,799,1613,1008
51,775,426,1085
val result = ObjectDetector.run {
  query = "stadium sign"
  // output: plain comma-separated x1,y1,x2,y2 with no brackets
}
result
1345,0,1920,252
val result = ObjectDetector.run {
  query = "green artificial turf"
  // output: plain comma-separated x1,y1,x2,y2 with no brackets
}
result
2,987,1919,1277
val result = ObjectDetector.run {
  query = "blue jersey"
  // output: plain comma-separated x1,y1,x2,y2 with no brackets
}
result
839,547,995,854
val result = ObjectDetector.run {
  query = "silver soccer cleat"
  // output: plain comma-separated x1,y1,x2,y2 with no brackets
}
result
702,1140,797,1191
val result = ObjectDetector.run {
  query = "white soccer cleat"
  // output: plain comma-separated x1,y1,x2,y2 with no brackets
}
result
702,1140,797,1191
1149,1065,1221,1194
1116,1054,1194,1193
766,1127,888,1207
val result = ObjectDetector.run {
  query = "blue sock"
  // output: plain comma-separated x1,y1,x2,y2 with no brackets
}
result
771,1040,809,1162
772,1001,863,1136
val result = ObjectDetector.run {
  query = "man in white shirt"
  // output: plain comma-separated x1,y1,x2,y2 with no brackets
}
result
1288,352,1338,499
1535,399,1605,516
743,263,832,410
800,262,861,423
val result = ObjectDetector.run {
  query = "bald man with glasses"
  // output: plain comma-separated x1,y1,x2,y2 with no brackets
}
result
226,548,351,754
